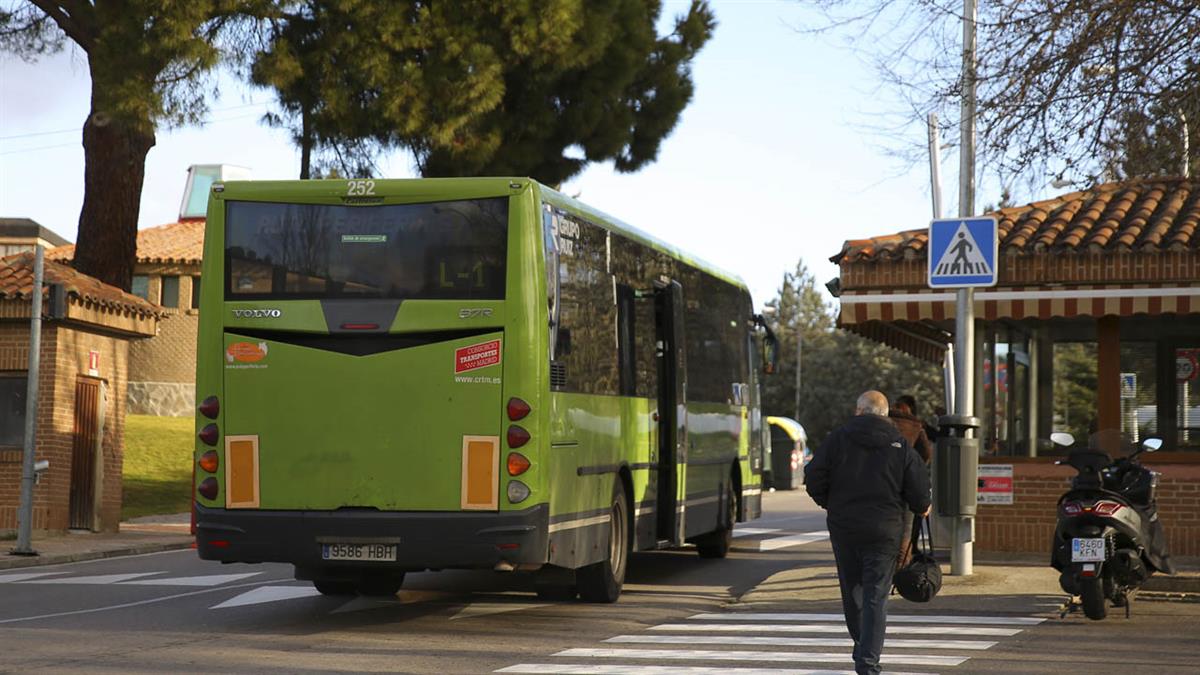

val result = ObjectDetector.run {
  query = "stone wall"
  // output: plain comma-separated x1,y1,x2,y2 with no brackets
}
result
127,381,194,417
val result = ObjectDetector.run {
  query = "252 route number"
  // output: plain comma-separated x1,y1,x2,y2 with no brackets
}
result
347,179,376,196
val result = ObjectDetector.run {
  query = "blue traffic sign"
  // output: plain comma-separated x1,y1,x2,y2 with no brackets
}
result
928,217,998,288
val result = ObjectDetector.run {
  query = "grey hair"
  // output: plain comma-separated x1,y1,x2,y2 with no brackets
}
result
856,390,889,416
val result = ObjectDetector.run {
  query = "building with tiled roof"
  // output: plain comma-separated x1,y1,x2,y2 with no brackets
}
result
829,176,1200,559
1,218,70,258
1,251,160,533
43,164,244,417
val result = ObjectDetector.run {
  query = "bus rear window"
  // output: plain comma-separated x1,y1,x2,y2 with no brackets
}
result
224,198,508,300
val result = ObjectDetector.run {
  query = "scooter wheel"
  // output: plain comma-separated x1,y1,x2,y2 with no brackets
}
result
1080,576,1107,620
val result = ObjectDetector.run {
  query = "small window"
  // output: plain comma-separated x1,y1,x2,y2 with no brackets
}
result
161,276,181,308
1,375,28,447
131,275,150,301
191,276,202,310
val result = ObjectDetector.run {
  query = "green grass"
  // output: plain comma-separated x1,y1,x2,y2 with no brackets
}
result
122,414,193,521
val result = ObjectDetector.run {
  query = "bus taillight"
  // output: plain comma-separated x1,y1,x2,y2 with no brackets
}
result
507,480,530,504
507,452,531,476
198,395,219,419
198,477,219,500
198,423,219,446
507,397,531,421
507,425,530,449
198,450,219,473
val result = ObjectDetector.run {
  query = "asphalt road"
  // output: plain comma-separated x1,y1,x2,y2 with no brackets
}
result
1,490,1197,674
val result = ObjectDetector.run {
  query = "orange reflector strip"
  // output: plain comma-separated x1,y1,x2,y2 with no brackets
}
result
461,435,499,510
225,435,260,509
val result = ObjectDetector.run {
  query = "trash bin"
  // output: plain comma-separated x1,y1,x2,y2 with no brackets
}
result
935,415,980,517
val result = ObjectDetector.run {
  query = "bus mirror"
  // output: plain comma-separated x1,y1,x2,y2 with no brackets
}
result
762,333,778,375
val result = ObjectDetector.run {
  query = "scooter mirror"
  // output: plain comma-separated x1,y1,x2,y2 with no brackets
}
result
1050,432,1075,447
1142,438,1163,452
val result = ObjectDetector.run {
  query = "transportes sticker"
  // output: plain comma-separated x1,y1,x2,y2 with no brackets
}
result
455,339,501,373
227,341,268,364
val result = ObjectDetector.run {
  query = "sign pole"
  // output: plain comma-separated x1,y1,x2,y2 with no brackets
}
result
952,0,979,577
12,245,44,556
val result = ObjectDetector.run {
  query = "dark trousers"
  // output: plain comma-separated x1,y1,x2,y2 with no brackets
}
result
830,532,899,675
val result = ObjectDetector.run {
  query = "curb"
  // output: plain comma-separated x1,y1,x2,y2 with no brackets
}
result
1,540,194,571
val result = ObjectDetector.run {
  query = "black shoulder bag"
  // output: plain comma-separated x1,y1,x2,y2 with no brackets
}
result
893,514,942,602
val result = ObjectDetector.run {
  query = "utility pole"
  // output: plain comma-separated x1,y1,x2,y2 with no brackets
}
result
12,245,44,556
953,0,979,577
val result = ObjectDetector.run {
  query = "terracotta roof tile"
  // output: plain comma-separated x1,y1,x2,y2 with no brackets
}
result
833,177,1200,263
0,251,161,318
47,218,205,265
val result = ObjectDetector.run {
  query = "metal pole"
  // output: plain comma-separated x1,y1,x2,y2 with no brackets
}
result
928,113,943,220
952,0,979,577
795,332,802,421
13,246,44,556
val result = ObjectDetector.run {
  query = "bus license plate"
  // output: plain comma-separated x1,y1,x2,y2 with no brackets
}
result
321,543,398,562
1071,538,1105,562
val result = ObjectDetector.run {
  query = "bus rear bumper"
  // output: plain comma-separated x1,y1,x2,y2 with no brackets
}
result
194,503,549,572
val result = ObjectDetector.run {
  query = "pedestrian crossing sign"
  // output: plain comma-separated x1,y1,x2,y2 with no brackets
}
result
928,217,999,288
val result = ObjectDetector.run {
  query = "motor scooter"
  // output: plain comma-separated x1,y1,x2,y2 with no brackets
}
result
1049,430,1174,620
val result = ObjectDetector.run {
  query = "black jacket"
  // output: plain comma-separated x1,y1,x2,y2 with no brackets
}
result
805,414,931,545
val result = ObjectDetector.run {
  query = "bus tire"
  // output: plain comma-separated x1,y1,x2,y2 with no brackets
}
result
696,475,735,559
313,579,356,596
577,481,629,603
356,574,405,597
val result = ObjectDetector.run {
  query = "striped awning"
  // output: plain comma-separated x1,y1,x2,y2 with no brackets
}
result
839,284,1200,325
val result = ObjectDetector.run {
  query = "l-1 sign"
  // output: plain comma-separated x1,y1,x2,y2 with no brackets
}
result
977,464,1013,505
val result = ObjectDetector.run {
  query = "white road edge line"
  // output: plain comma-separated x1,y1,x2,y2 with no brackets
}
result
0,578,294,625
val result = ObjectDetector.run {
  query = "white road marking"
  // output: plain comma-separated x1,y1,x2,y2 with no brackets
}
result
0,578,287,625
210,585,321,609
121,572,262,587
756,531,830,551
553,648,969,667
690,613,1046,626
731,527,781,537
650,622,1022,637
496,665,937,675
23,573,163,585
450,602,547,620
0,572,67,583
605,634,997,650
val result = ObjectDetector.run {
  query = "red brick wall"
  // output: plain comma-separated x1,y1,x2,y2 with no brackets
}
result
976,461,1200,558
0,322,130,533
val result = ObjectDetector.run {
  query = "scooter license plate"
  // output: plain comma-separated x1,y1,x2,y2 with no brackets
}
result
1071,537,1105,562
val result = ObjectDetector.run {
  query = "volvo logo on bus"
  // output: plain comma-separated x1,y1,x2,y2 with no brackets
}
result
459,308,493,319
233,309,283,319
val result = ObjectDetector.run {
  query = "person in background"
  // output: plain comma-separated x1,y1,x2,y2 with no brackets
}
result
889,394,935,567
805,390,932,675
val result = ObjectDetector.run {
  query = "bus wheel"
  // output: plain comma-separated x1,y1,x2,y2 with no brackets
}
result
696,476,735,559
577,481,629,603
356,574,405,597
313,579,356,596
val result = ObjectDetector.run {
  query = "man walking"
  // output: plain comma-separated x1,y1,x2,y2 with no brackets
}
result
805,390,931,675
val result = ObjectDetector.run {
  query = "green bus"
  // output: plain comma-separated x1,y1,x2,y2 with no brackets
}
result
194,177,777,602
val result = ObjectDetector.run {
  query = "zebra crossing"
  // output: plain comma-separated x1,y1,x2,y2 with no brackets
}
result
494,610,1047,674
733,525,830,552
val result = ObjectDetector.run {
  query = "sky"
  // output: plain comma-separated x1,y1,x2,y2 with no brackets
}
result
0,1,1019,309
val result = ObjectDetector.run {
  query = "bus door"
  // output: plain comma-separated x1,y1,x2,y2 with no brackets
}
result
654,280,687,545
